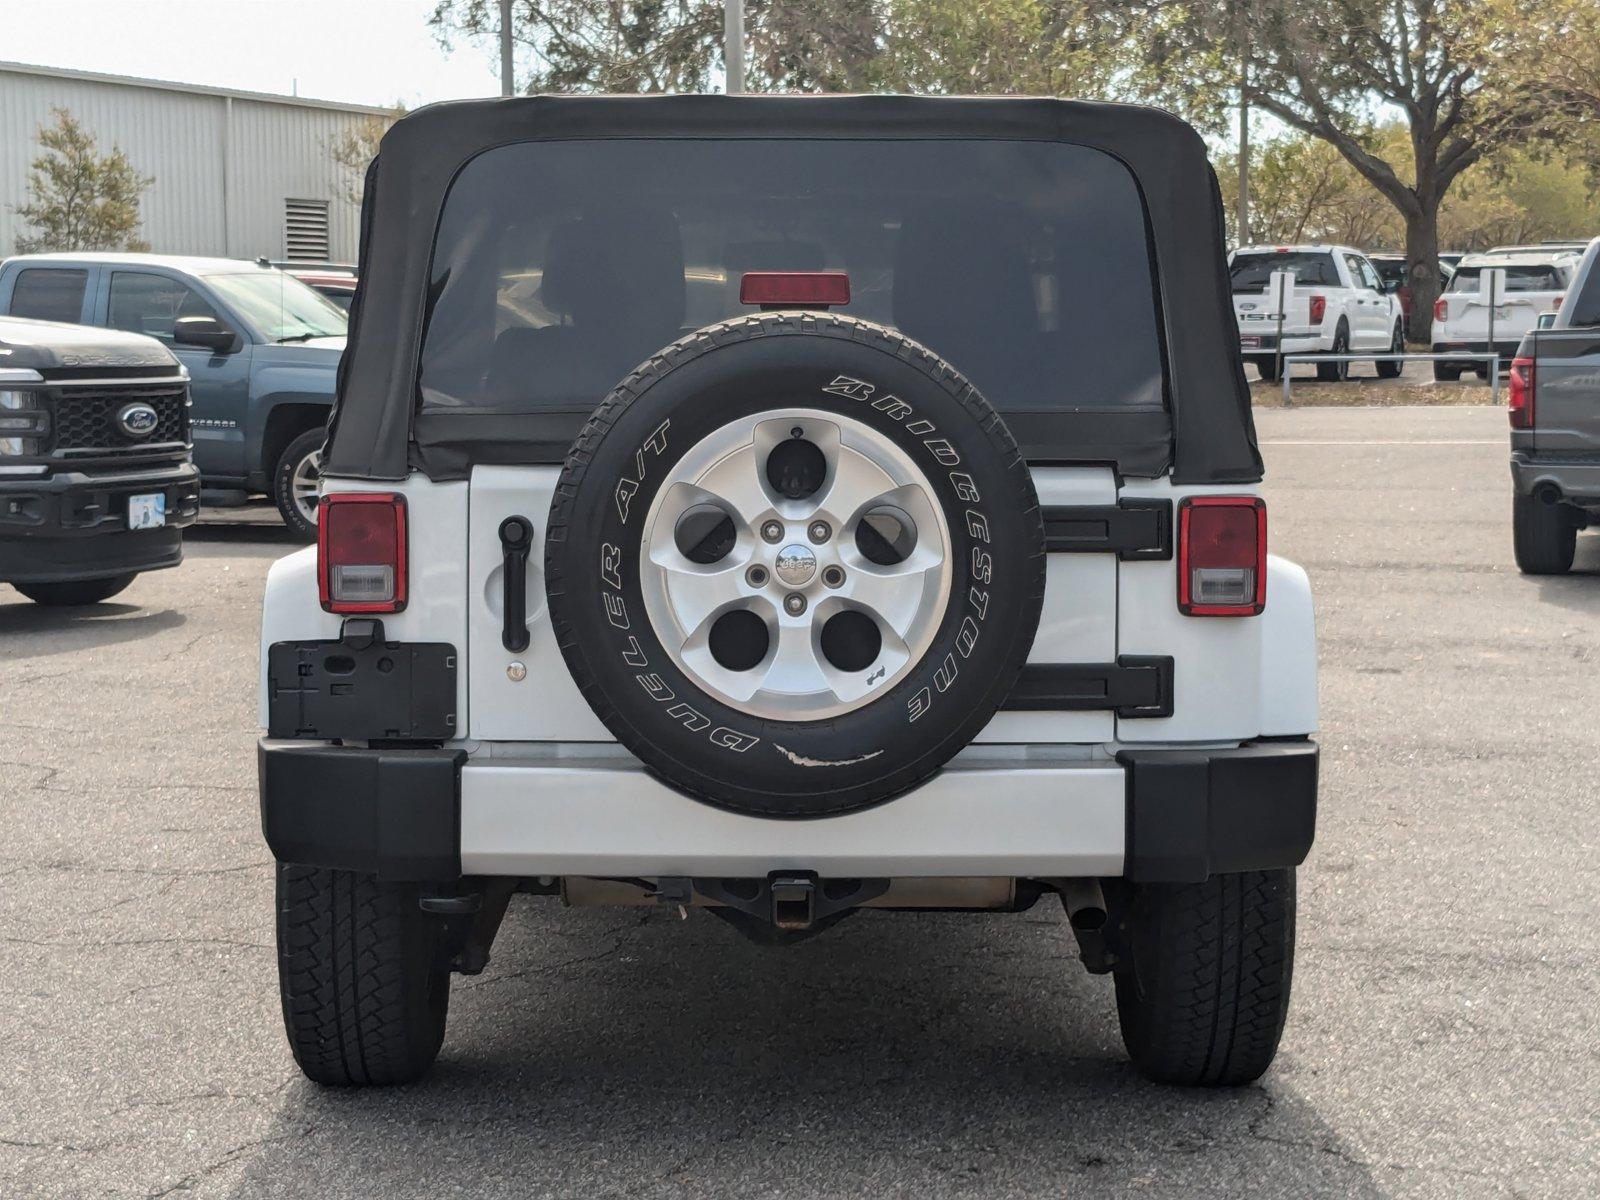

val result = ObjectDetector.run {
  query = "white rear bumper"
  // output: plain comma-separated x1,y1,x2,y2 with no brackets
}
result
459,749,1126,878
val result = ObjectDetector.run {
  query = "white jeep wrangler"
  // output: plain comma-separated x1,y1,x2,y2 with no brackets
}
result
259,95,1318,1089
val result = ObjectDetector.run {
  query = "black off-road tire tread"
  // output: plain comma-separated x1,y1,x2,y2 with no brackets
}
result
12,574,136,606
1114,869,1295,1087
272,427,323,542
276,864,448,1086
545,312,1044,815
1512,492,1577,575
1432,362,1463,382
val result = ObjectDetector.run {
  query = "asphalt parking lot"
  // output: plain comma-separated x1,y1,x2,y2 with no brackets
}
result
2,405,1596,1198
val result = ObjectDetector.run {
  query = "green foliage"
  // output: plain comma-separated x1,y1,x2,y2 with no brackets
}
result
13,108,152,254
429,0,725,93
1219,125,1599,251
427,0,1145,97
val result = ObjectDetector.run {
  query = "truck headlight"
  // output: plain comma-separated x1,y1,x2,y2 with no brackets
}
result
0,389,48,455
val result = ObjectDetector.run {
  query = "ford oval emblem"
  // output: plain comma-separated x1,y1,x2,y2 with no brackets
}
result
116,402,160,439
1240,302,1258,311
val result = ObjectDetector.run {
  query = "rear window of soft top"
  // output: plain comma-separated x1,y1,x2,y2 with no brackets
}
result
418,138,1166,420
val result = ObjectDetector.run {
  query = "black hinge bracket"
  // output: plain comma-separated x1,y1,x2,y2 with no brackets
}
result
1041,499,1172,559
1002,656,1174,719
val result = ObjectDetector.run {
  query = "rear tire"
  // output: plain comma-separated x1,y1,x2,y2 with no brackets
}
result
1111,869,1295,1087
276,864,451,1086
272,428,325,542
1432,362,1462,382
1253,356,1283,383
1376,324,1404,378
1512,493,1577,575
1314,326,1349,382
12,574,136,606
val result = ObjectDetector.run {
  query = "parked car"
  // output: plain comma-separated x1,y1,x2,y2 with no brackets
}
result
0,315,198,605
1506,236,1600,573
1229,243,1405,381
0,254,345,538
1431,248,1580,381
1439,251,1465,271
1366,251,1449,338
259,95,1319,1090
272,261,358,313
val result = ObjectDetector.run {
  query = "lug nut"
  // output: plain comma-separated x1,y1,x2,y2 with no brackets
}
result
761,520,784,544
808,520,831,544
822,565,846,588
746,564,769,587
784,593,807,616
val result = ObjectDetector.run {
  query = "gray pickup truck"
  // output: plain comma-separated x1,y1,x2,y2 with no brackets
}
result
1509,236,1600,573
0,254,345,538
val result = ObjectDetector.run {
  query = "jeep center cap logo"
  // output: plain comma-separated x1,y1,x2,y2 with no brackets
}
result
116,402,160,439
774,544,817,587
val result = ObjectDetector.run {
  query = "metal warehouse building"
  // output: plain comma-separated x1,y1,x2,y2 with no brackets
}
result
0,62,395,261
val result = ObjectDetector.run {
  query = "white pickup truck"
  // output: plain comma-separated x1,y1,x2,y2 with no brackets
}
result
1229,244,1405,382
1432,249,1580,381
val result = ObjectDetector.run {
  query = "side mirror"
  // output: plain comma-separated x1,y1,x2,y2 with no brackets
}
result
173,314,239,353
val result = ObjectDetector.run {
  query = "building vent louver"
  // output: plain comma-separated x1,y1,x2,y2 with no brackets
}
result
283,199,331,262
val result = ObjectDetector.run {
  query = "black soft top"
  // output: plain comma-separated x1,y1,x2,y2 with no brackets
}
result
323,94,1261,485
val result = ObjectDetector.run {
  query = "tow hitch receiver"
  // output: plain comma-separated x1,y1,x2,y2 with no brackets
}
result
694,873,890,940
770,876,815,930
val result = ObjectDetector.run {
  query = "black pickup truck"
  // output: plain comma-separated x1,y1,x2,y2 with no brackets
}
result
1507,237,1600,574
0,315,199,605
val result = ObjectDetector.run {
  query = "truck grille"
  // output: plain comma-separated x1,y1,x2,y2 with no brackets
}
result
50,386,189,454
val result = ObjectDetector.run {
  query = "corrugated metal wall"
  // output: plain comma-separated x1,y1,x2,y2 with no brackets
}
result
0,67,387,261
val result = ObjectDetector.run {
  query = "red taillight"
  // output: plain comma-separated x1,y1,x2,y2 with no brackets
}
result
318,493,407,613
1308,295,1326,324
1178,497,1266,616
1434,298,1448,322
739,271,850,309
1508,356,1535,429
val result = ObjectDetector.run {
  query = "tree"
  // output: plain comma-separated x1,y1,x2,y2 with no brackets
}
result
327,108,404,207
13,108,152,254
1142,0,1557,341
429,0,725,93
429,0,1145,97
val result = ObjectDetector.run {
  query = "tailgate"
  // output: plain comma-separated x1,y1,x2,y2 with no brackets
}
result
1529,328,1600,453
1441,293,1550,340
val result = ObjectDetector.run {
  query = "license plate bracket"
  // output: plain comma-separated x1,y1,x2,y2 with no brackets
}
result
267,621,457,740
128,492,166,530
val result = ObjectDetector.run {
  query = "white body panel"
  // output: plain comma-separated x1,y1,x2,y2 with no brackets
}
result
257,476,471,728
978,467,1117,743
458,746,1125,877
260,472,1321,746
467,466,611,742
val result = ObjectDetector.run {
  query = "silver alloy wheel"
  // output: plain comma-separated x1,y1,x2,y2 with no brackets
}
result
639,409,951,721
291,448,321,528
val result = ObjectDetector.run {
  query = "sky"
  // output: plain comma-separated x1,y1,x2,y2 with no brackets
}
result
0,0,504,109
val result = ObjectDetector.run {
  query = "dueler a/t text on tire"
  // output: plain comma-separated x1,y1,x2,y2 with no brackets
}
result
545,314,1045,817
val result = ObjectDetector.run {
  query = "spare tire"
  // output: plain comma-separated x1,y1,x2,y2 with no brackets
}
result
546,314,1044,817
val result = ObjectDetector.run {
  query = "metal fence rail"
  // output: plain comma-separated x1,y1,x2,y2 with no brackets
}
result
1279,352,1501,407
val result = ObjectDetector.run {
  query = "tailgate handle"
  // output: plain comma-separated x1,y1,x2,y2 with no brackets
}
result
498,516,533,653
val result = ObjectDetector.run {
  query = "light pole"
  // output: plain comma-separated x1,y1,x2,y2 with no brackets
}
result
725,0,744,94
499,0,514,97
